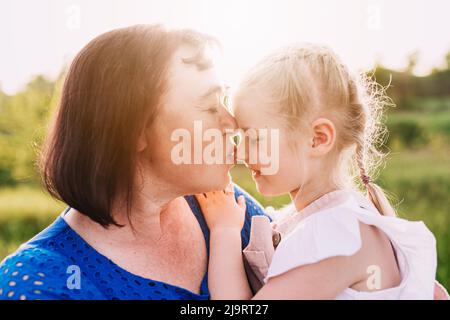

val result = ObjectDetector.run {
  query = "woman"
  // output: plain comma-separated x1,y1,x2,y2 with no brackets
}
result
0,25,265,300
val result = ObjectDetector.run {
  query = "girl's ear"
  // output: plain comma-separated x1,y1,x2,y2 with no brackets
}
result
309,118,336,156
137,130,148,152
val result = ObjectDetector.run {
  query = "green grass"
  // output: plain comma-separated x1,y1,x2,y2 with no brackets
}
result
0,187,64,260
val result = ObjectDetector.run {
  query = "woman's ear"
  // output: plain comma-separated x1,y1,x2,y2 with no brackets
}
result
309,118,336,156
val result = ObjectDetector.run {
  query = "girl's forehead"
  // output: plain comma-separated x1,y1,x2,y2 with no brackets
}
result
232,95,283,131
233,88,274,112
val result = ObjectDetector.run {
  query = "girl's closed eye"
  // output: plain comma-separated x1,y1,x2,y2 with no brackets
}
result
247,132,263,145
249,136,259,145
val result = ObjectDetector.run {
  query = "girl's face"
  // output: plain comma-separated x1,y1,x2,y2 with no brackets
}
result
232,87,311,197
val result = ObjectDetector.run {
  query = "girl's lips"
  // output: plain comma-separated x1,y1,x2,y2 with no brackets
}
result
251,169,261,179
226,149,235,163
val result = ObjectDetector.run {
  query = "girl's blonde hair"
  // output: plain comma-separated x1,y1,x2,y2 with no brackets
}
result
238,43,396,216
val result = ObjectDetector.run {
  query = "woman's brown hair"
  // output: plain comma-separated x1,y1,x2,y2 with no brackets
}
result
40,24,217,226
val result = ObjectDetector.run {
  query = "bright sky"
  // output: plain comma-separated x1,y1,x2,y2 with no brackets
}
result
0,0,449,94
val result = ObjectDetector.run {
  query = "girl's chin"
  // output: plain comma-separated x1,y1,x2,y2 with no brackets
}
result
254,179,280,197
254,176,291,197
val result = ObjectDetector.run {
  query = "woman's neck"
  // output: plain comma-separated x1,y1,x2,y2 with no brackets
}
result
65,175,186,246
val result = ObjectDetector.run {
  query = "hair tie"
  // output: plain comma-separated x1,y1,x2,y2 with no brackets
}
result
361,174,371,186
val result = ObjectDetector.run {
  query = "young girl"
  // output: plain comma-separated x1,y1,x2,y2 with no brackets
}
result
195,44,438,299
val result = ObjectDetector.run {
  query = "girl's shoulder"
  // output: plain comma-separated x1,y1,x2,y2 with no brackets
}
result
267,206,364,281
266,190,436,298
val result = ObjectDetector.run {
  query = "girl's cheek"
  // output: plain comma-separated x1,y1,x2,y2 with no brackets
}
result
246,143,259,166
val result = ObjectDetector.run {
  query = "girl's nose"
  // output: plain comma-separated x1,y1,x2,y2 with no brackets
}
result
235,133,250,164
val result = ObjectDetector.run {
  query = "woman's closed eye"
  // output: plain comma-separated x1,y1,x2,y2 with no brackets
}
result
205,104,219,114
195,102,219,114
203,94,229,114
196,87,230,115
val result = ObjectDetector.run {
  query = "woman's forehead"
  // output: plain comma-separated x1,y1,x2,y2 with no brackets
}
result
166,48,223,100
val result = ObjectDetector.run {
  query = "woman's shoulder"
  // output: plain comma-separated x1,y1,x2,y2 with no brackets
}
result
0,216,104,300
0,247,68,299
0,248,105,300
280,208,362,254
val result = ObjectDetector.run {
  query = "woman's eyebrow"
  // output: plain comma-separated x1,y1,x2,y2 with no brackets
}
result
198,85,229,102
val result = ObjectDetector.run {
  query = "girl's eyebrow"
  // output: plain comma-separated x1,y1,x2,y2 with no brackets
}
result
239,125,269,131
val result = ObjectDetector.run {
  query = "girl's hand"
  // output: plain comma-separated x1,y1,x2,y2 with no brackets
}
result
195,184,247,232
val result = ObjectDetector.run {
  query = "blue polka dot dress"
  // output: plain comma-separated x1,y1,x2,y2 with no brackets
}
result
0,185,268,300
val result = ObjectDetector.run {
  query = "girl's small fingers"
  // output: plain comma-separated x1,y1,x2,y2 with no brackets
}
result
194,193,206,203
222,183,235,198
224,182,234,194
237,195,246,210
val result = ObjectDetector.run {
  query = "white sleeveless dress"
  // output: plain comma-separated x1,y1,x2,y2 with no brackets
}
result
243,189,437,299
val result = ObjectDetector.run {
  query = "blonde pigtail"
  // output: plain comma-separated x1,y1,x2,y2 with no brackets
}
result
356,143,396,217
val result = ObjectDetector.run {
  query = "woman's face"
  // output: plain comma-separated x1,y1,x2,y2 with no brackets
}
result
142,45,237,195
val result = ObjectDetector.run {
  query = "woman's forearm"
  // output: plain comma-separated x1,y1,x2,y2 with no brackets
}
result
208,228,253,300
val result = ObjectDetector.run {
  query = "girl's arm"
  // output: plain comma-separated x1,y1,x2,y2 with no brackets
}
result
209,228,252,299
196,188,365,300
195,189,253,300
253,254,359,299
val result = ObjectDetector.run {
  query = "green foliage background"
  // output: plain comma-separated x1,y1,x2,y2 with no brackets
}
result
0,56,449,288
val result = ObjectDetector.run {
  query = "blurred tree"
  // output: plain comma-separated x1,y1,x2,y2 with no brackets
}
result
371,51,450,112
406,51,420,74
0,76,56,186
446,52,450,70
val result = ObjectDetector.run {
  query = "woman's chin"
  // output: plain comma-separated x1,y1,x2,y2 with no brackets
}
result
213,170,233,190
222,171,232,187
